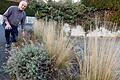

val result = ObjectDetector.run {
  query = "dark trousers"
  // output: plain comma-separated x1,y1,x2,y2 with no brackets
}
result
5,25,18,44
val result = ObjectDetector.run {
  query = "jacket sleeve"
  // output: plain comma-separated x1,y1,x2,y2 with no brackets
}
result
21,13,26,29
3,6,12,22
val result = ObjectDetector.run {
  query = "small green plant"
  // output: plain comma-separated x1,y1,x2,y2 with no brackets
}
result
6,44,52,80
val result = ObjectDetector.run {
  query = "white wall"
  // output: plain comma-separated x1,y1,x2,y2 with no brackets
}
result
26,16,36,24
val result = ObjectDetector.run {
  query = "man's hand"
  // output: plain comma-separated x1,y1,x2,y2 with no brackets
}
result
5,21,12,29
21,30,25,37
5,24,12,29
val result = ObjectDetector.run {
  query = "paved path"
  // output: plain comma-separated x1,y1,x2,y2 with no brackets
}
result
0,25,10,80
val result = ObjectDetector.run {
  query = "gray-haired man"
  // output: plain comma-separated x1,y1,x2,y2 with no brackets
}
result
3,0,27,48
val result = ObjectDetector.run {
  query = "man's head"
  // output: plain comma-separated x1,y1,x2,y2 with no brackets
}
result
18,0,28,11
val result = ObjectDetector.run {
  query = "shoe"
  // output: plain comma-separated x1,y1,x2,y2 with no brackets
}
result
5,44,11,48
11,43,17,48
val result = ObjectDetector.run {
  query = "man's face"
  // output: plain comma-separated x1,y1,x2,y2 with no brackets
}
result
18,1,27,11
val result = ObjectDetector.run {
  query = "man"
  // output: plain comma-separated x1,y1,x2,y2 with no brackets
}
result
3,0,28,48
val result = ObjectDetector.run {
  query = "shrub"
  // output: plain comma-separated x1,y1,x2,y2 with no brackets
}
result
6,44,52,80
33,20,73,68
33,20,75,79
